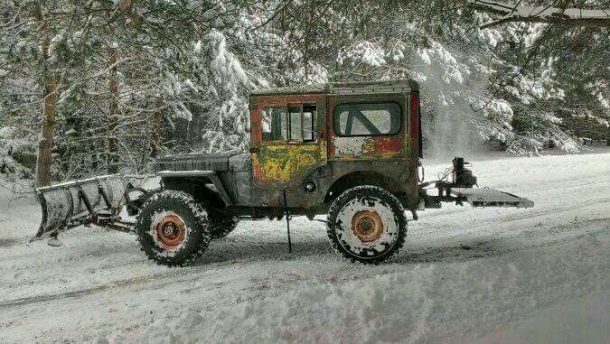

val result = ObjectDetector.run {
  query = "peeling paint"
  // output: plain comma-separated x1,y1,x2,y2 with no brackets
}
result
250,93,328,189
253,142,327,188
332,137,370,157
331,136,404,159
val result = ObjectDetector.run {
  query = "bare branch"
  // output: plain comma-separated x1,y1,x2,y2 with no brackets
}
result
468,0,610,28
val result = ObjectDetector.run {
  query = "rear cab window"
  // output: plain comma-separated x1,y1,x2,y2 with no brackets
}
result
333,102,401,137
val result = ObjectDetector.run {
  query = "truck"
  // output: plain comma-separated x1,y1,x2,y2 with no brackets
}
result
34,79,533,266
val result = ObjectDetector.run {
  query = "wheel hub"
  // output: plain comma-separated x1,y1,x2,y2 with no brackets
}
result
352,210,384,243
155,214,186,250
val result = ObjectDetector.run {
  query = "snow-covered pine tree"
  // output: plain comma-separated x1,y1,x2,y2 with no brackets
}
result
0,0,608,182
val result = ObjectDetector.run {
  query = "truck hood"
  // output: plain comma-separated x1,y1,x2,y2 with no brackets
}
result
154,151,246,172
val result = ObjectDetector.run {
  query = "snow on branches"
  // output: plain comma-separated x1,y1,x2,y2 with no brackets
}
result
162,29,252,153
468,0,610,28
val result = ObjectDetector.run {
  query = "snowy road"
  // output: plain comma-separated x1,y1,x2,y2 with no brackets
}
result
1,152,609,343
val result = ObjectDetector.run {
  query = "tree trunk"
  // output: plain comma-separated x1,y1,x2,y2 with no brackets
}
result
36,77,57,186
35,5,57,187
151,96,165,158
107,47,120,174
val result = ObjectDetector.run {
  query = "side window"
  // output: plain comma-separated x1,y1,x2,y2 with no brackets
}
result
262,107,288,141
334,102,401,136
262,104,317,142
289,106,301,141
303,104,316,142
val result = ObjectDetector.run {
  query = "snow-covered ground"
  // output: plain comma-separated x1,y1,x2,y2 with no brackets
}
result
0,152,609,343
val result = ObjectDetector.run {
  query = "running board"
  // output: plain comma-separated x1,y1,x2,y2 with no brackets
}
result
451,187,534,208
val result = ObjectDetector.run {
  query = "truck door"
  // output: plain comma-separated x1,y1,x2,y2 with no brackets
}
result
250,94,327,189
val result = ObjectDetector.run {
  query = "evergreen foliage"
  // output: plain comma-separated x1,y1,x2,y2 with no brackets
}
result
0,0,608,180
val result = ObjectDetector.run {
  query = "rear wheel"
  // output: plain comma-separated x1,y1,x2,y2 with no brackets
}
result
135,190,211,266
208,211,238,239
327,185,407,264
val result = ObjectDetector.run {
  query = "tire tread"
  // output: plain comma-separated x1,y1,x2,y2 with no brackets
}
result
326,185,407,264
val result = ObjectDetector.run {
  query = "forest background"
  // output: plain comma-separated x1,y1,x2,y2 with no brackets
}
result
0,0,608,185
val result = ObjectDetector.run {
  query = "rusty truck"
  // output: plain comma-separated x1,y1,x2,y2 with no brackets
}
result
34,79,533,265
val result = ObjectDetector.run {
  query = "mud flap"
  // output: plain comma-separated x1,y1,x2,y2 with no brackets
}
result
451,187,534,208
34,175,159,240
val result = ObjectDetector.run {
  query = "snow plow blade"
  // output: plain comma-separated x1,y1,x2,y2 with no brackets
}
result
34,175,158,239
451,187,534,208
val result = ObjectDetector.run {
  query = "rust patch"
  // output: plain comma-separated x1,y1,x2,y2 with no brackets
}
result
154,213,186,250
374,137,402,153
352,210,384,242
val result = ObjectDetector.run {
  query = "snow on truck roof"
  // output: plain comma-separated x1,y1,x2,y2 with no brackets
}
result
250,79,419,96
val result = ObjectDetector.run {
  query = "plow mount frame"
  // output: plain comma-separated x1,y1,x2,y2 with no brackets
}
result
34,175,156,240
418,158,534,210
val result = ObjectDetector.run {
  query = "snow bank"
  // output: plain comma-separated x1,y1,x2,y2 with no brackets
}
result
107,233,610,344
476,291,610,344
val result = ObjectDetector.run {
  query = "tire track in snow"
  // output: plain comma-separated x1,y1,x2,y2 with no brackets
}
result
0,238,20,247
3,217,607,311
0,236,333,310
0,265,222,310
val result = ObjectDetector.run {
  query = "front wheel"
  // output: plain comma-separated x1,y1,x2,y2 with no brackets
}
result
135,190,211,266
327,185,407,264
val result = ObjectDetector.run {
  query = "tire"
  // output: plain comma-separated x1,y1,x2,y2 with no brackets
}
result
327,185,407,264
135,190,211,266
208,211,238,239
163,182,236,239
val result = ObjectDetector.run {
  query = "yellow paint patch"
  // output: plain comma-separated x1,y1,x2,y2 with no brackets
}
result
361,139,376,154
253,142,327,188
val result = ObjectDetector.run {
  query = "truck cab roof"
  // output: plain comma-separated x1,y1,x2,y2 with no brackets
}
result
250,79,419,97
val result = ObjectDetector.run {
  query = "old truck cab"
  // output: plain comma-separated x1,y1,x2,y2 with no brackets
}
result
246,79,422,213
